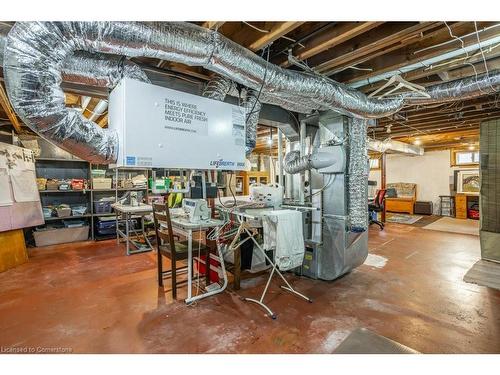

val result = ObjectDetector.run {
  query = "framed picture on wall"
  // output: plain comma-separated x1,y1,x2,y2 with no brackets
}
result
457,169,480,194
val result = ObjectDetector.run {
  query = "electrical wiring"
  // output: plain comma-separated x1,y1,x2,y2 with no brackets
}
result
474,21,496,92
246,46,270,121
443,21,484,94
217,172,237,209
243,22,269,34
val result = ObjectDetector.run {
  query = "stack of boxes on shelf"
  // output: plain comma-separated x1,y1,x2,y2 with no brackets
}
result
33,158,91,247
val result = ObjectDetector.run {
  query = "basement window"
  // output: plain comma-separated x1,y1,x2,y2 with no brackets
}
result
369,158,380,170
455,151,480,166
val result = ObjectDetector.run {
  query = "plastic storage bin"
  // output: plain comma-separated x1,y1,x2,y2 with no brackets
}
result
94,201,112,214
71,205,88,216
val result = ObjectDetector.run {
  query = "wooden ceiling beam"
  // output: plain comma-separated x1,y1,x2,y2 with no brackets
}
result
247,22,305,52
201,21,225,30
0,82,22,133
97,114,108,128
380,104,500,124
64,93,80,106
314,22,443,74
381,108,500,127
280,22,382,67
374,123,482,138
384,95,499,118
340,22,497,85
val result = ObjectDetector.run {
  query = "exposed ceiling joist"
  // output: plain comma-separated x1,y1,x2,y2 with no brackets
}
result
341,22,498,86
97,114,108,127
0,82,22,133
247,21,305,52
314,22,443,74
201,21,225,30
280,22,382,67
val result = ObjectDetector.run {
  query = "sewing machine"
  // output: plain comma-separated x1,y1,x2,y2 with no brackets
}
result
182,198,210,223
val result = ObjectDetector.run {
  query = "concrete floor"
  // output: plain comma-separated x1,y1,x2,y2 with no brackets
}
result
0,223,499,353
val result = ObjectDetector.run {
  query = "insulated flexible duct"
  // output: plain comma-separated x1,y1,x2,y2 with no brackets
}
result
1,27,149,89
203,74,262,155
3,22,403,163
202,74,232,101
283,150,337,174
244,89,262,155
404,70,500,105
348,118,369,232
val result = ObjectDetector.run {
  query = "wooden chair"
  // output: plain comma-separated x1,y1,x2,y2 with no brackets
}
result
152,202,209,299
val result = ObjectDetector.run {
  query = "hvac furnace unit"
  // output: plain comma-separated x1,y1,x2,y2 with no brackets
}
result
109,78,246,170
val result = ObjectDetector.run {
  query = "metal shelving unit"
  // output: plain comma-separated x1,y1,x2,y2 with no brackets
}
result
34,158,93,242
90,164,149,241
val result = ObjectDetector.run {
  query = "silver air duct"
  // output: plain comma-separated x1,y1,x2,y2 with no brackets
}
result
2,27,149,89
348,118,369,232
3,22,402,163
61,52,150,89
243,89,262,155
367,138,424,156
404,70,500,105
283,150,336,174
203,74,262,155
202,74,232,101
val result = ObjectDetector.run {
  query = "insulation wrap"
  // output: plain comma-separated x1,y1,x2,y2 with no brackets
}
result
244,89,262,155
404,70,500,105
348,118,369,232
283,150,311,174
202,74,232,101
203,74,262,155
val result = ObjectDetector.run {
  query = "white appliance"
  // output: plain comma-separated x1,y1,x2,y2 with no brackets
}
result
182,198,210,223
109,78,246,170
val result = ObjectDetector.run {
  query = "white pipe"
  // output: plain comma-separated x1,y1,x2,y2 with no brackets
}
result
349,35,500,89
88,100,108,122
277,129,283,187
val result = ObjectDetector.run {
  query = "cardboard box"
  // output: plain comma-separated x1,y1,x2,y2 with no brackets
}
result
93,178,112,190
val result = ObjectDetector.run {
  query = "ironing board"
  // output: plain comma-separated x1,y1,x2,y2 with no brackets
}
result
224,208,312,319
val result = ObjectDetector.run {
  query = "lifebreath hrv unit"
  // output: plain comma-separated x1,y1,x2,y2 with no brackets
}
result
109,78,247,170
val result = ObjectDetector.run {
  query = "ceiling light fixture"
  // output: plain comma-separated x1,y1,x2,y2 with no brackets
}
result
413,139,422,146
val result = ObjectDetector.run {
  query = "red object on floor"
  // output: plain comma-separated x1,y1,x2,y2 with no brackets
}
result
468,209,480,220
195,254,220,283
